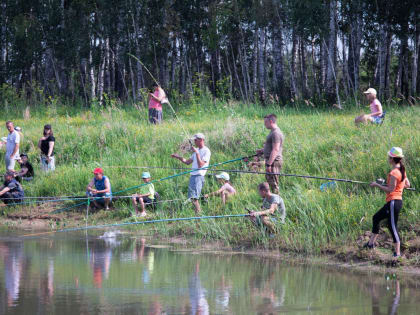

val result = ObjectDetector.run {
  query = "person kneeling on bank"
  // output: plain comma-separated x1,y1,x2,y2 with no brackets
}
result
248,182,286,234
131,172,156,217
15,153,34,182
86,168,112,210
204,172,236,205
0,171,25,205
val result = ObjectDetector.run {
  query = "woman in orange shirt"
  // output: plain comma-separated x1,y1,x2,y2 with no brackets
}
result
365,147,410,257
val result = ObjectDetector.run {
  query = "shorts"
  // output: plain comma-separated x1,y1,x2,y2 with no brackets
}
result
371,116,383,124
86,191,112,203
149,108,163,124
135,196,154,205
188,175,205,199
5,156,16,171
41,155,55,172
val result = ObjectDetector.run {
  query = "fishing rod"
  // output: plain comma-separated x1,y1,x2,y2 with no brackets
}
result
128,53,193,146
102,165,417,192
21,213,250,237
51,154,255,214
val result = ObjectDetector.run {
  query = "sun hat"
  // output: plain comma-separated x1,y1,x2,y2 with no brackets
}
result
215,172,230,181
93,167,104,174
388,147,404,158
363,88,377,96
142,172,151,179
192,133,205,140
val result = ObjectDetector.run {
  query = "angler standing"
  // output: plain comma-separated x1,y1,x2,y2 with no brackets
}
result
171,133,211,214
256,114,284,194
365,147,410,258
148,84,167,124
4,121,20,171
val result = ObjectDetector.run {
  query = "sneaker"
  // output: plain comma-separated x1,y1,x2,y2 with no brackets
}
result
139,212,147,217
105,206,110,211
363,242,375,249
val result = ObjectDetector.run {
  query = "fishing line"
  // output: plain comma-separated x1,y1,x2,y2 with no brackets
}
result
21,213,250,237
128,53,192,146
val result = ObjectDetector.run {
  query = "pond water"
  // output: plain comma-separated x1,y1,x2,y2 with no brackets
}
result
1,229,419,315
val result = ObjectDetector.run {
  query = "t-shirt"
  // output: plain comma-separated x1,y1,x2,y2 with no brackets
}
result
263,128,284,162
221,182,236,194
386,168,406,203
139,183,155,200
370,99,382,117
6,131,20,159
3,178,24,197
148,88,166,111
262,193,286,222
20,162,34,178
40,135,55,156
191,146,211,176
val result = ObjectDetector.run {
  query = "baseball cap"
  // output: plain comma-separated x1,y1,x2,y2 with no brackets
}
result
215,172,230,181
363,88,377,96
192,133,205,140
142,172,151,179
388,147,404,158
93,168,104,174
20,153,28,158
4,171,14,177
15,126,22,132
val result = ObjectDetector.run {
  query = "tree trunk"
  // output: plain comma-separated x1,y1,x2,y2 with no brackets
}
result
272,5,285,102
104,37,111,95
311,38,320,97
300,38,309,98
347,7,362,94
89,40,96,100
325,0,337,103
377,25,388,99
252,30,258,98
412,22,420,96
290,31,298,99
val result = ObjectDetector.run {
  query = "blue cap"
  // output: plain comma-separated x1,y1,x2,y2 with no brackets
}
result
142,172,151,179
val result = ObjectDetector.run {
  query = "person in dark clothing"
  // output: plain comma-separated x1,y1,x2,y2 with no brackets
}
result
37,124,55,172
16,153,34,181
0,171,24,204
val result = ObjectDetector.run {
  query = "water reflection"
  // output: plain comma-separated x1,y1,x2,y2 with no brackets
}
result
0,232,419,314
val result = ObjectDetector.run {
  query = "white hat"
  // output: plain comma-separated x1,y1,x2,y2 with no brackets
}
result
363,88,377,96
15,126,22,132
215,172,230,181
192,133,205,140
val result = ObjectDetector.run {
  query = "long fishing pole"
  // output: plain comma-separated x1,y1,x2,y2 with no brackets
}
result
102,165,417,192
128,53,193,146
22,213,250,237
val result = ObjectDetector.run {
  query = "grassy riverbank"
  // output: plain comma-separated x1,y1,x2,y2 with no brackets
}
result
1,98,419,263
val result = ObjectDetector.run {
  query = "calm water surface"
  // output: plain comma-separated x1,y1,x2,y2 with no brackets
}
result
1,228,420,314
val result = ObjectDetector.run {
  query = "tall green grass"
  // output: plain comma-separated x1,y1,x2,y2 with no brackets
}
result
1,98,419,252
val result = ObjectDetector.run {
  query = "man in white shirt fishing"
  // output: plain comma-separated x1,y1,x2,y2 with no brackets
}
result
171,133,211,214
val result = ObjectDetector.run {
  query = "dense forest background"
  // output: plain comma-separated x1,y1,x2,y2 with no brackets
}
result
0,0,419,107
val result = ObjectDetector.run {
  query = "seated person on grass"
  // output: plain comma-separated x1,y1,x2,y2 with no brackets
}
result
204,172,236,205
86,168,112,210
248,182,286,234
131,172,155,217
354,88,383,125
15,153,34,181
0,171,24,205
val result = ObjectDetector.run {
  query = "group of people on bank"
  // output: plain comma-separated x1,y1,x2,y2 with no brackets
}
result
0,86,412,257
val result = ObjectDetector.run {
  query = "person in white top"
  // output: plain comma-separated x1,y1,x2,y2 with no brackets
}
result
171,133,211,214
204,172,236,205
5,121,20,171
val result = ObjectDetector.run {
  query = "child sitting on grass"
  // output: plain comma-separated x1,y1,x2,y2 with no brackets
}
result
204,172,236,205
131,172,155,217
354,88,383,125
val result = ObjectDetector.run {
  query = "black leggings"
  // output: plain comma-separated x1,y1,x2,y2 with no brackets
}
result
372,200,402,243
